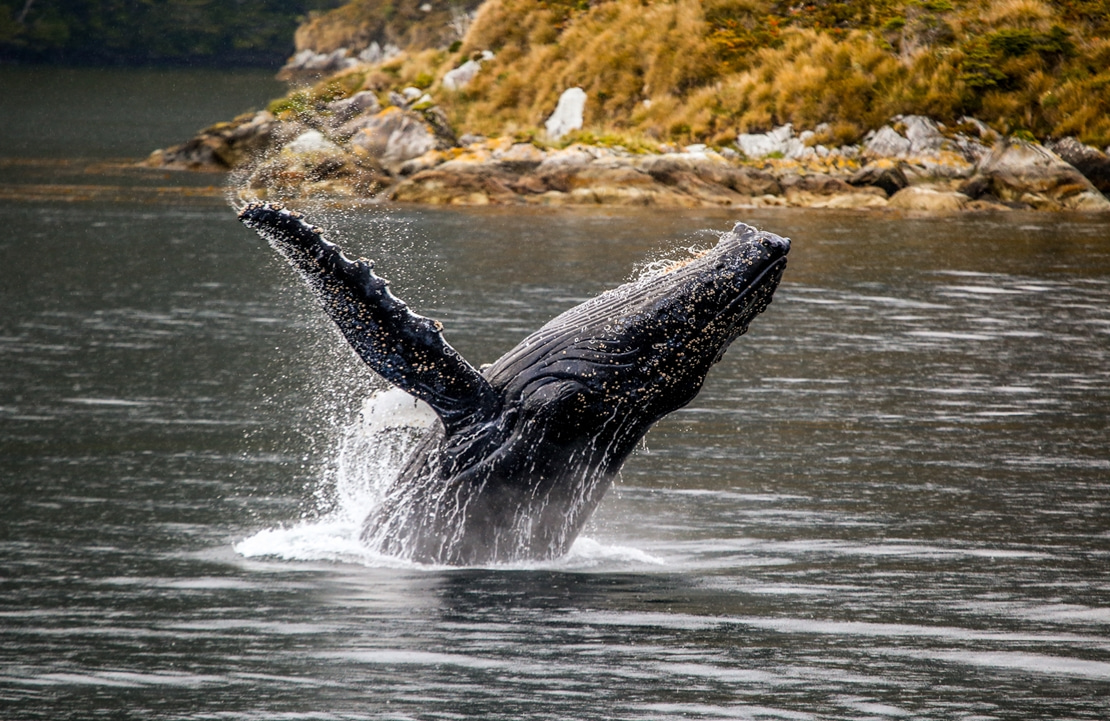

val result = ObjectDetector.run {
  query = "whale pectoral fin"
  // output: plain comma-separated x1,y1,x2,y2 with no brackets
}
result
238,202,499,434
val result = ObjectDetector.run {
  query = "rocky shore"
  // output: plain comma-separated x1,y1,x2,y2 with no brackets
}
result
147,95,1110,213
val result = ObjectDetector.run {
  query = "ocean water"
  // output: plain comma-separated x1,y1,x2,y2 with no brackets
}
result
2,67,1109,720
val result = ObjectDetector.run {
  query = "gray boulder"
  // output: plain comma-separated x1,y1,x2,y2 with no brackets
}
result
279,48,359,80
639,153,781,197
246,128,383,199
849,163,909,197
864,125,912,157
888,186,970,212
358,41,401,65
146,110,276,170
350,108,443,169
494,142,547,172
1047,137,1110,194
326,91,381,127
736,125,795,158
443,50,495,91
863,116,950,158
902,115,945,155
962,137,1110,210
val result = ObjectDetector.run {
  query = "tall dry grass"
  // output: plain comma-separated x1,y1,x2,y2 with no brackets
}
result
287,0,1110,147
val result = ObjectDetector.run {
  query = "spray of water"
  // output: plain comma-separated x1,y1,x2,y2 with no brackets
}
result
235,373,664,570
631,226,729,283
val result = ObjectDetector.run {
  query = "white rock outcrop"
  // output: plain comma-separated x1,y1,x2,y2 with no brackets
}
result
442,52,494,92
545,88,587,140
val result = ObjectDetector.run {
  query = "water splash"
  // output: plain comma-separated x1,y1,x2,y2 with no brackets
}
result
634,244,713,282
235,387,664,570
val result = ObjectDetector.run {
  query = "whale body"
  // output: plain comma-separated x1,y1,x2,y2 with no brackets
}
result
239,204,789,564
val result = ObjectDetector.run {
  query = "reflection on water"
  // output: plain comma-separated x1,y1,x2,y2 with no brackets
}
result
2,68,1109,720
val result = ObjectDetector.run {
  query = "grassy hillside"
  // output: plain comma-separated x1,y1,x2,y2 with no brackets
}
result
288,0,1110,149
461,0,1110,147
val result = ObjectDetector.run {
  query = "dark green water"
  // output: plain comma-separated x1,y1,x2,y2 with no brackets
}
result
1,67,1109,720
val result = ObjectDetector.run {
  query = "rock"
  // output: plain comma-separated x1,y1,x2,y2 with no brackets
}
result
358,41,400,65
735,124,819,160
247,130,383,199
958,116,999,144
1047,137,1110,194
963,138,1110,210
398,149,447,176
561,162,656,194
780,172,856,196
349,108,443,169
494,142,547,172
778,173,876,207
849,163,909,197
326,91,381,125
443,59,483,91
951,136,993,164
279,48,358,80
863,115,976,162
390,167,518,205
911,155,977,180
736,124,793,158
281,130,336,155
637,157,747,205
1069,191,1110,211
535,146,596,188
563,184,694,207
901,115,945,155
966,198,1012,212
811,193,890,210
954,117,998,162
146,110,276,170
864,125,912,158
640,154,781,196
420,106,459,148
888,186,970,211
545,88,587,140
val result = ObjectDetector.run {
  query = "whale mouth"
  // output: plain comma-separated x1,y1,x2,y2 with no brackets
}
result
711,240,789,336
730,254,789,306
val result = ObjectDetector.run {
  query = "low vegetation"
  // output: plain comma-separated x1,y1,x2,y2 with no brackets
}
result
283,0,1110,148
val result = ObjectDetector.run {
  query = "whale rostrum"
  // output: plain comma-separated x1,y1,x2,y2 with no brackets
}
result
239,203,789,564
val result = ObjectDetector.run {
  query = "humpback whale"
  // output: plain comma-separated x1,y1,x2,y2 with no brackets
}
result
239,203,789,565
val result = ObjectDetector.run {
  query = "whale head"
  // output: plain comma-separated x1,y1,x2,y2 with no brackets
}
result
484,222,790,447
369,223,790,563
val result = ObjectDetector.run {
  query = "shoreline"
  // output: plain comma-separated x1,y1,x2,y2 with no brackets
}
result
146,108,1110,214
